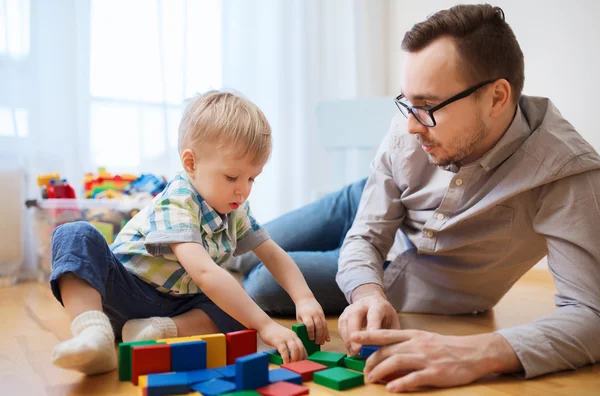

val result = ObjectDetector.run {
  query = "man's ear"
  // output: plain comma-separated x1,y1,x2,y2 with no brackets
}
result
181,149,196,176
489,78,511,118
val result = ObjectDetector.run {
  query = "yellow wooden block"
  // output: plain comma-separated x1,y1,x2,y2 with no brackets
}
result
138,375,148,388
156,336,195,344
191,333,226,368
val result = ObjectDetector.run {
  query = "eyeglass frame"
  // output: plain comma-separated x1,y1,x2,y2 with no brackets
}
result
394,79,499,127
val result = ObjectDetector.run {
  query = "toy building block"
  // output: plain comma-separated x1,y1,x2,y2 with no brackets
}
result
359,345,380,358
146,372,190,396
292,323,320,356
256,381,309,396
192,333,227,368
215,364,237,380
157,336,195,344
235,352,269,391
268,368,302,385
131,344,171,385
264,349,283,365
171,340,207,372
220,392,261,396
313,367,364,391
280,359,328,381
343,355,366,372
226,329,257,365
190,378,236,396
307,351,346,368
186,368,224,385
119,340,159,381
139,375,148,388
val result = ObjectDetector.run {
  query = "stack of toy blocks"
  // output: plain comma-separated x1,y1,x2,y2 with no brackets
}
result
119,324,374,395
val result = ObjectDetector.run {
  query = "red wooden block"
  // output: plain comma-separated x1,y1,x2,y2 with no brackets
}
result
281,359,328,382
131,344,171,385
226,329,257,365
257,381,309,396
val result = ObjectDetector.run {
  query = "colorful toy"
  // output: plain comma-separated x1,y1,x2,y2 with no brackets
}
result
118,340,159,381
268,368,303,385
191,333,226,368
307,351,346,368
146,372,189,396
292,323,320,356
191,378,236,395
264,349,283,365
215,364,237,380
280,360,328,382
131,344,171,385
359,344,380,358
83,168,138,198
313,367,364,391
235,352,269,391
256,381,309,396
171,340,207,372
226,329,257,365
343,355,366,372
124,173,167,196
187,368,224,385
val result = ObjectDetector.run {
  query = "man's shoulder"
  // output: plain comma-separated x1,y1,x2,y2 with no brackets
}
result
518,96,600,178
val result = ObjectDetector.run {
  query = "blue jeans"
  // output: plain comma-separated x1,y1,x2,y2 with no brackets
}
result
232,178,368,316
50,221,246,336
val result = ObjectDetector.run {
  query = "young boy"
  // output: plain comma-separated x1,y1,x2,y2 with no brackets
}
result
50,91,330,375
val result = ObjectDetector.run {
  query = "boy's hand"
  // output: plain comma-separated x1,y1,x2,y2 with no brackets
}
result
295,297,331,345
258,321,307,364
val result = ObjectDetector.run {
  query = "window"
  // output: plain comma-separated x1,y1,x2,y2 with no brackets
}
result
89,0,222,173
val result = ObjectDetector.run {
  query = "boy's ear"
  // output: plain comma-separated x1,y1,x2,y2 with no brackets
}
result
181,149,196,175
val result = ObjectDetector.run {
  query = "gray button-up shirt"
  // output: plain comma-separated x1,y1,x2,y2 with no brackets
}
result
337,95,600,378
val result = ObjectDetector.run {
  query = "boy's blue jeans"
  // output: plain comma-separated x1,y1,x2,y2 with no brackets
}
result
50,221,246,337
232,178,368,316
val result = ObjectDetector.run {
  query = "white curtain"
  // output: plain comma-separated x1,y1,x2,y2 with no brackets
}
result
0,0,390,275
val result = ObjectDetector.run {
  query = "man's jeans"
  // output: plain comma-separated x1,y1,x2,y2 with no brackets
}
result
229,179,367,316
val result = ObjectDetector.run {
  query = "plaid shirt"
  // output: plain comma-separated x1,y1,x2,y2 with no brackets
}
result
110,173,269,295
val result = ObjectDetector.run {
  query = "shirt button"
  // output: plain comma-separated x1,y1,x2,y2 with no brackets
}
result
436,213,445,220
455,178,463,186
484,166,490,172
425,230,434,238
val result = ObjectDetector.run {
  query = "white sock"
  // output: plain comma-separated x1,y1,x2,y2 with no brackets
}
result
121,316,178,342
52,311,117,375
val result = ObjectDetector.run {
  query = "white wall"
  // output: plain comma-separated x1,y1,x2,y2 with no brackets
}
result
388,0,600,150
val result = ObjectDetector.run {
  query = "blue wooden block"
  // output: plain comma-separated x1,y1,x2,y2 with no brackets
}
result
359,345,380,358
171,340,207,372
235,352,269,390
268,368,303,385
190,378,236,396
186,368,224,385
216,364,237,380
146,372,190,396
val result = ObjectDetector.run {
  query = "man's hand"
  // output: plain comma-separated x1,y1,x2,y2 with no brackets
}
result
338,284,400,355
295,297,330,345
351,329,522,393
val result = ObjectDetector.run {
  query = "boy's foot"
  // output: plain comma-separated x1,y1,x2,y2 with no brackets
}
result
52,311,117,375
122,316,177,342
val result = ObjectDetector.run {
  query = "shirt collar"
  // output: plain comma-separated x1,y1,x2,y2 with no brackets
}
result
180,172,228,235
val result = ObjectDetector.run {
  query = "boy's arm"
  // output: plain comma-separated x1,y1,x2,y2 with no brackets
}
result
253,240,330,344
171,242,272,331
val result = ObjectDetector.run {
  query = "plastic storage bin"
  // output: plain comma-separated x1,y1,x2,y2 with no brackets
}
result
30,198,147,284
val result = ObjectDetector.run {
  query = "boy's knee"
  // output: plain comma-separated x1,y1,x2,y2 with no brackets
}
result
53,221,104,244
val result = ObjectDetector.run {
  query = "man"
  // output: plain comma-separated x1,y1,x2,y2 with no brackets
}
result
231,4,600,392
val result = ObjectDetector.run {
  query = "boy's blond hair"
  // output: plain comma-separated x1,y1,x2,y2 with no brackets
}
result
178,90,272,165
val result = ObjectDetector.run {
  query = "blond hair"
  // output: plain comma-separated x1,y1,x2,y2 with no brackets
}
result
178,90,272,165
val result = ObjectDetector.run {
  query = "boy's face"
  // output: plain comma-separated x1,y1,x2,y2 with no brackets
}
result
183,145,265,215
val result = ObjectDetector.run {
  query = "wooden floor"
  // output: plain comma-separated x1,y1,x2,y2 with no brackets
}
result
1,269,598,395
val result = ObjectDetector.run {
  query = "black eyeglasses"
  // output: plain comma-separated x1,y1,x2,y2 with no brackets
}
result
395,79,497,127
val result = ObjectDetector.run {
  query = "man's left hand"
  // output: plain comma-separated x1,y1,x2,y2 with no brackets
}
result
351,329,522,393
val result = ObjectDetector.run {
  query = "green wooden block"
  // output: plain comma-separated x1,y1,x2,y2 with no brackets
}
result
343,355,366,372
308,351,346,368
292,323,320,356
265,349,283,365
313,367,364,390
221,391,262,396
118,340,159,381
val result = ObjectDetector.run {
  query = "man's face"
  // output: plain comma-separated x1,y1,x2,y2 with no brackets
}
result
401,37,491,166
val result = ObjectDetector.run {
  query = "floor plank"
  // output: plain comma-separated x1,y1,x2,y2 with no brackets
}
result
0,269,598,395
